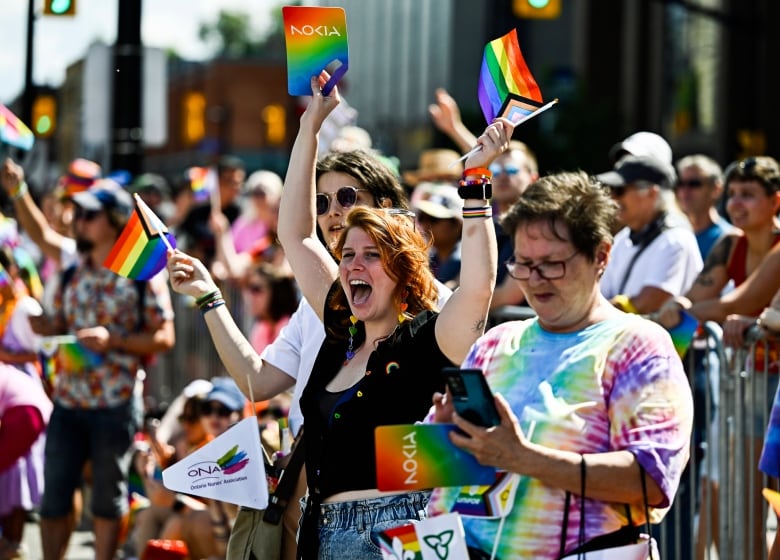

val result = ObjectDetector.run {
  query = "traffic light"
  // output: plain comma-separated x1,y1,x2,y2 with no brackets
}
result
262,104,286,146
31,94,56,138
182,91,206,145
43,0,77,16
513,0,561,19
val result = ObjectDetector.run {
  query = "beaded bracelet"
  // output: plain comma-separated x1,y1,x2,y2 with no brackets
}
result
195,289,221,307
462,206,493,219
200,298,226,315
9,181,28,201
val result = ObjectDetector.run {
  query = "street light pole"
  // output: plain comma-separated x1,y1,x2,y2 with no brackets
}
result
110,0,144,176
22,0,35,125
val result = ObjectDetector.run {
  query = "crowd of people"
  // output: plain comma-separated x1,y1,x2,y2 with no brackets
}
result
0,74,779,560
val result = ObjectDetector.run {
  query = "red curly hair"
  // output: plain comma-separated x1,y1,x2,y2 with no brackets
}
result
329,207,438,326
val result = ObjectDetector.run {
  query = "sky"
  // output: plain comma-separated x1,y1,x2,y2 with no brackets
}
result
0,0,280,104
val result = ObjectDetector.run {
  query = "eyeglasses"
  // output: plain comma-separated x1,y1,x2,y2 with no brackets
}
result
675,179,705,190
203,402,234,418
489,163,521,177
245,283,267,295
75,208,102,222
505,251,579,281
316,186,368,216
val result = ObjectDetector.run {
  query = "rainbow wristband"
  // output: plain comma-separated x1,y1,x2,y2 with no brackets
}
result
462,206,493,219
200,298,226,315
195,289,221,307
10,181,28,201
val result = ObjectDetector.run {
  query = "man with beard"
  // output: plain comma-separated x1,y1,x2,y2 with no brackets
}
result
0,161,175,560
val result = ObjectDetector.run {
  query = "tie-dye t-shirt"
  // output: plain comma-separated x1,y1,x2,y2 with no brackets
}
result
427,314,693,559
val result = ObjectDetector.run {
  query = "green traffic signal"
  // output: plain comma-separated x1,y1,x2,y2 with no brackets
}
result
528,0,550,7
43,0,76,16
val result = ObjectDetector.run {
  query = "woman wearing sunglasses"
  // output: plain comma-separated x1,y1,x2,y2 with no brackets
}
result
169,71,510,558
278,74,508,559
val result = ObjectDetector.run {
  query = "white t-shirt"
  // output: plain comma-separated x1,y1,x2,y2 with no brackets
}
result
601,225,702,300
261,282,453,436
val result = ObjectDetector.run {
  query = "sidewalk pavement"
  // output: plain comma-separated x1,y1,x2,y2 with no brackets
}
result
23,520,96,560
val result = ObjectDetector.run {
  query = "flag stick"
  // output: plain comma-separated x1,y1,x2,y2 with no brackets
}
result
451,98,559,167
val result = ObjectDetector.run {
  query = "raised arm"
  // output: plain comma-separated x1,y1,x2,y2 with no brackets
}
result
0,158,69,264
435,120,512,364
428,88,478,154
690,240,780,322
276,75,341,321
167,250,296,401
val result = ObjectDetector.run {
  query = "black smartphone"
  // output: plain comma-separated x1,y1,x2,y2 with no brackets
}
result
443,367,500,427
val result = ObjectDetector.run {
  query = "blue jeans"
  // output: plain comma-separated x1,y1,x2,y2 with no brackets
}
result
312,491,429,559
40,401,137,519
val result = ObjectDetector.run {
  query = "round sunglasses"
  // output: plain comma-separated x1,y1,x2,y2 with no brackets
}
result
316,186,368,216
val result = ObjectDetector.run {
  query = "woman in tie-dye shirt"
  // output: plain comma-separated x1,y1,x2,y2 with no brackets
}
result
427,171,693,559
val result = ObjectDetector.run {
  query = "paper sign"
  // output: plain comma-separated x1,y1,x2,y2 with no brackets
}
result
282,6,349,96
375,424,496,491
162,417,269,509
379,512,469,560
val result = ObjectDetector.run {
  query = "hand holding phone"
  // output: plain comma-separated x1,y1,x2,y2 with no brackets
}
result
443,367,500,427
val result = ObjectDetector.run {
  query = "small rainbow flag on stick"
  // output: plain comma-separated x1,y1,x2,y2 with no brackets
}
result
478,29,544,124
104,194,176,280
0,103,34,151
188,166,218,203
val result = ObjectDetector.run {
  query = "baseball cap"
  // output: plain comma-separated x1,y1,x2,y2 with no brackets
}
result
243,170,283,199
206,377,246,412
56,158,102,198
70,179,134,219
609,131,673,165
411,183,464,220
596,155,677,190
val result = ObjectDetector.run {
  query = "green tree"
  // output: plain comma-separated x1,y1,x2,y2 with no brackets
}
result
198,10,255,58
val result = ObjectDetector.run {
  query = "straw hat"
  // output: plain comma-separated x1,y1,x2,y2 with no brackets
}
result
402,149,463,186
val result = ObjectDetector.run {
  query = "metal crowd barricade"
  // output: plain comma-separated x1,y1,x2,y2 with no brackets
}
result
658,321,775,560
144,281,248,407
488,308,779,560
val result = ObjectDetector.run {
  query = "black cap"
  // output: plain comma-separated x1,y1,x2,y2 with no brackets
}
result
595,155,677,190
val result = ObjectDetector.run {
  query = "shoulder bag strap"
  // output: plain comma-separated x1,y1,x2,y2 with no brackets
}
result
262,429,306,524
617,213,669,294
639,462,655,559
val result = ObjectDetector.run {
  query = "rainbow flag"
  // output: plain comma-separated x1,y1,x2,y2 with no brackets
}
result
282,6,349,96
478,29,544,124
668,310,699,358
0,263,12,290
104,194,176,280
0,103,34,151
12,247,43,300
188,166,217,203
56,339,104,374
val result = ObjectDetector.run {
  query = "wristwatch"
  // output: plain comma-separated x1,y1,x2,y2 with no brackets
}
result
458,182,492,200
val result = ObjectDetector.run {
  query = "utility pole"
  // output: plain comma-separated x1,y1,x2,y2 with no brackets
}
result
22,0,35,125
110,0,144,176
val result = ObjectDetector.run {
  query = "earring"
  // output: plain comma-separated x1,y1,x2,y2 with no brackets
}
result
345,315,358,363
398,291,409,324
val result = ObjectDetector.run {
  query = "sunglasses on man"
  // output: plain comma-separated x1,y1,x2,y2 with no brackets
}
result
674,179,706,190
